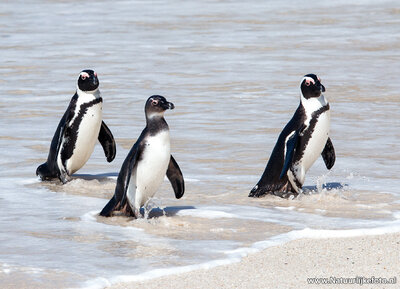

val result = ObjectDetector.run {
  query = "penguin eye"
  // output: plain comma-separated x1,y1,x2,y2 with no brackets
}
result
81,75,87,80
151,99,158,106
304,78,315,86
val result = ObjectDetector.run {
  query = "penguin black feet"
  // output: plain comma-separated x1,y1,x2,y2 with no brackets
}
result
248,185,267,198
36,163,57,181
100,198,139,218
58,168,72,184
249,183,299,199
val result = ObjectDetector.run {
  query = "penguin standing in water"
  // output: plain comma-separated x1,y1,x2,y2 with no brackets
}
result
100,95,184,218
249,74,335,198
36,70,116,183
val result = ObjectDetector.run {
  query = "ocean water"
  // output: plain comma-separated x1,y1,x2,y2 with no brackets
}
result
1,0,400,288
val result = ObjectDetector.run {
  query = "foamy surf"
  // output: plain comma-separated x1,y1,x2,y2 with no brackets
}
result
80,219,400,289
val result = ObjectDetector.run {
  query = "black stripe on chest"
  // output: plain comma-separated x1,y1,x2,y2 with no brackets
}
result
61,97,102,168
293,104,330,164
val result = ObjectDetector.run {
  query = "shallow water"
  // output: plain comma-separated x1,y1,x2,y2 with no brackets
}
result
1,0,400,288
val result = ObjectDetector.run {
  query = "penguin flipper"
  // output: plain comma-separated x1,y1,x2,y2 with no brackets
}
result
100,143,139,217
98,121,116,162
166,155,185,199
279,130,300,179
321,137,335,170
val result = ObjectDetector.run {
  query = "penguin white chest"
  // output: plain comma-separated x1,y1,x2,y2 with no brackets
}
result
299,110,330,174
67,102,103,174
129,130,171,210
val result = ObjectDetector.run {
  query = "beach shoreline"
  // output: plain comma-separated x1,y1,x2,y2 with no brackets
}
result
108,232,400,289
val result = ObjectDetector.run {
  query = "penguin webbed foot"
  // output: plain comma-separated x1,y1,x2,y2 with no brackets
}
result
248,185,267,198
100,203,138,218
121,203,138,218
36,163,58,181
59,172,71,184
249,183,299,199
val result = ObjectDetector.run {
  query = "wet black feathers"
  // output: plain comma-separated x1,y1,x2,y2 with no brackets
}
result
249,104,305,197
167,155,185,199
322,137,335,170
60,96,103,170
98,121,116,162
36,94,78,180
99,130,146,217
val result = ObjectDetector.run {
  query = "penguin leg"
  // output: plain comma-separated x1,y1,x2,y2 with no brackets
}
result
286,169,302,197
275,182,299,198
59,168,71,184
121,201,138,218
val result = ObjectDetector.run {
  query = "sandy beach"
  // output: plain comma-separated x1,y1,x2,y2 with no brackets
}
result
109,232,399,289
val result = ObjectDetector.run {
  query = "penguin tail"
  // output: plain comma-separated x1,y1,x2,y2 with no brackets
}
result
99,196,117,217
36,162,57,181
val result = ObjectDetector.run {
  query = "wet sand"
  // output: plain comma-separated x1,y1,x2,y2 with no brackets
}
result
109,232,400,289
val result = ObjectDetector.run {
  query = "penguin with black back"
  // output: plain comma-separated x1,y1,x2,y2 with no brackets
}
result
36,70,116,183
100,95,184,218
249,74,335,198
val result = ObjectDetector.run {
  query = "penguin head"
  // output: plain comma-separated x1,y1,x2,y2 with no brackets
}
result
300,74,325,99
77,69,99,92
145,95,174,119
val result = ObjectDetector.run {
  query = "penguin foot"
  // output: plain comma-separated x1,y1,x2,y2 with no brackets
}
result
248,185,268,198
59,172,71,184
249,183,299,199
36,163,57,181
273,191,299,199
121,203,138,218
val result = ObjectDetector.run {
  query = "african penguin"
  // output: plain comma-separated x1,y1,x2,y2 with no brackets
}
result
249,74,335,198
36,69,116,183
100,95,184,218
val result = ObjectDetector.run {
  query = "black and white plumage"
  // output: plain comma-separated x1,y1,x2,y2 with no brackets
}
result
36,70,116,183
100,95,184,218
249,74,335,198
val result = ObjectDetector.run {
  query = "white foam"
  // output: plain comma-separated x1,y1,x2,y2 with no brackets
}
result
177,208,236,219
81,222,400,289
175,205,396,229
18,178,41,185
185,177,201,182
81,258,241,289
275,206,295,211
80,211,100,222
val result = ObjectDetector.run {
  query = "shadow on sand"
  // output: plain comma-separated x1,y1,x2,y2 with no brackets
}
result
72,172,119,181
142,206,196,219
302,182,348,193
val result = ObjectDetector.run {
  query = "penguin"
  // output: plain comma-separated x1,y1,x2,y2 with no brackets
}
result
249,74,335,198
36,69,116,183
100,95,184,218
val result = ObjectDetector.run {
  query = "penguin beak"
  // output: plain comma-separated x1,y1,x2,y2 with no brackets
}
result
161,101,174,110
167,102,175,110
320,84,326,92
